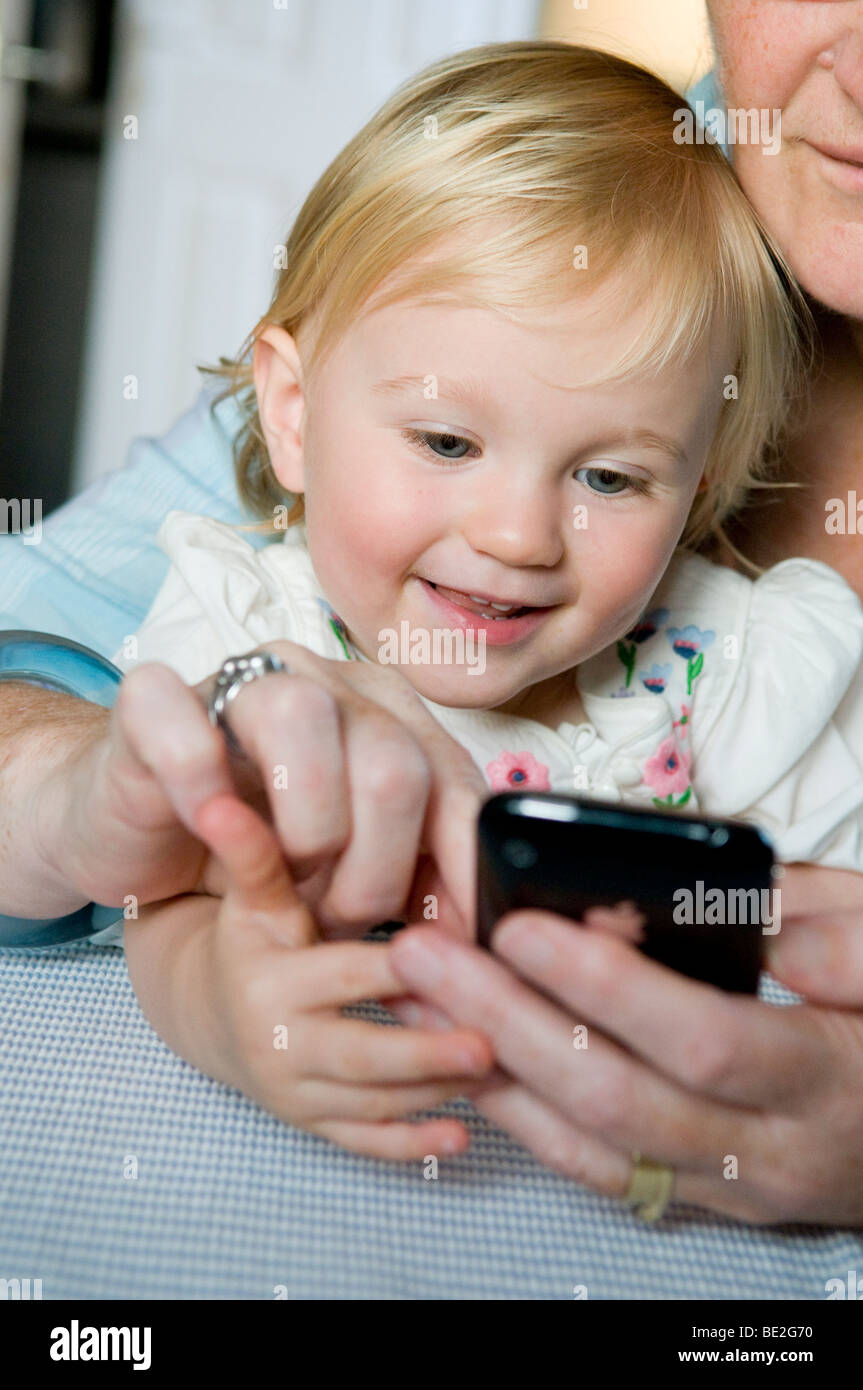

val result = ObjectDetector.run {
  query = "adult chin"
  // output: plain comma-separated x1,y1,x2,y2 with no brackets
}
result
730,145,863,324
810,270,863,328
784,229,863,324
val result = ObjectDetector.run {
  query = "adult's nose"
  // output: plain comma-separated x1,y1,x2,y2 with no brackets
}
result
828,18,863,111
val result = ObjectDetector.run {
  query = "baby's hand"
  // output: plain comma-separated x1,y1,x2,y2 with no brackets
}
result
183,791,494,1159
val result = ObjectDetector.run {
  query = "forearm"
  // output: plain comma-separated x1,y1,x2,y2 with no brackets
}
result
0,681,109,916
124,893,241,1089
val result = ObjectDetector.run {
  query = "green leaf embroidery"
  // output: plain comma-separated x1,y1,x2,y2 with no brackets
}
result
328,617,354,661
687,650,704,694
616,639,636,687
652,786,692,809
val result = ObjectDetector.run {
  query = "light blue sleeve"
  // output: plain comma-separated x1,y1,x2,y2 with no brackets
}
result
685,66,730,161
0,377,270,656
686,68,722,109
0,376,275,951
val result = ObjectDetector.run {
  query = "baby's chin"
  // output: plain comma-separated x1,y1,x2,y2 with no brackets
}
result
346,622,561,711
391,664,531,712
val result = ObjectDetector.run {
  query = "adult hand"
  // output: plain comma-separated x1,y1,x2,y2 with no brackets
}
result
67,642,484,938
766,863,863,1005
388,861,863,1224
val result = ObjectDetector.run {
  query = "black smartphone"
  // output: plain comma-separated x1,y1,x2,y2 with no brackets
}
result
477,792,777,994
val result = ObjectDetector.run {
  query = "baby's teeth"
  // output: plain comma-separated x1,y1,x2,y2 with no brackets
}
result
469,593,516,612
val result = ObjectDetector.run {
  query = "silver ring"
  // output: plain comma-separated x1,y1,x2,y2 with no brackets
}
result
207,650,287,756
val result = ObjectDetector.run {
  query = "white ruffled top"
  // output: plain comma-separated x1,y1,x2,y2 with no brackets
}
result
111,510,863,875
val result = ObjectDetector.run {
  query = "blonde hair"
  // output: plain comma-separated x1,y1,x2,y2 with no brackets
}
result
200,40,812,569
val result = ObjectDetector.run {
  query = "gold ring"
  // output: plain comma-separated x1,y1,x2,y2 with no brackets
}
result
622,1150,675,1222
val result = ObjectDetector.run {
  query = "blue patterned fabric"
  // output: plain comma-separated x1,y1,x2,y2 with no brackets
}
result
1,943,859,1299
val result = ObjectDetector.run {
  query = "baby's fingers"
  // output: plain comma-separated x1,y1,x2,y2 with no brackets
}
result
311,1115,472,1161
195,793,318,948
297,1076,484,1123
300,1015,494,1084
285,939,425,1008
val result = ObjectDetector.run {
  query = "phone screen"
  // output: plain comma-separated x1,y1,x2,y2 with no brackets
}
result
477,792,776,993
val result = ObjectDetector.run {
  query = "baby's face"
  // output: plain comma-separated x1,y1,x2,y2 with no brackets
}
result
260,277,730,714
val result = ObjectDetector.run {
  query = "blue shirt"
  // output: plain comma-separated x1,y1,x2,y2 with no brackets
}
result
0,378,274,648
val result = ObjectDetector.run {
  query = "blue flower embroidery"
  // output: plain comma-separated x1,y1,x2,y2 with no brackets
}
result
666,624,715,695
616,607,671,688
626,607,670,644
640,662,672,694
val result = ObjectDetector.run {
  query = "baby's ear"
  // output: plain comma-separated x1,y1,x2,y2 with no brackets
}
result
694,471,709,496
252,325,307,494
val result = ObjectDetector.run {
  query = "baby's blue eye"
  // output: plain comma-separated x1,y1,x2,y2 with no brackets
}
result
576,466,632,496
403,428,475,464
422,431,471,460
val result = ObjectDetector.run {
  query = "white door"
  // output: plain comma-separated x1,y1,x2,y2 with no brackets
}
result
0,0,32,390
72,0,540,491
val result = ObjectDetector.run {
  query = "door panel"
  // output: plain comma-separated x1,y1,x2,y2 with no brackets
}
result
72,0,540,491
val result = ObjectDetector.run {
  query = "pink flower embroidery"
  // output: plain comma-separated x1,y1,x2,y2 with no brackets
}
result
486,750,551,792
642,736,691,797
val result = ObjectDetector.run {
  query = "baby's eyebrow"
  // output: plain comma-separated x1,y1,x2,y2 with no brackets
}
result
372,379,690,468
370,374,492,409
595,429,690,471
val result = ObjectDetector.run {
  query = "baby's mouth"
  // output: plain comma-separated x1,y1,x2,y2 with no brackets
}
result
426,582,534,620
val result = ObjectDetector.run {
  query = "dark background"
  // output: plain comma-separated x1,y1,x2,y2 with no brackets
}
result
0,0,116,515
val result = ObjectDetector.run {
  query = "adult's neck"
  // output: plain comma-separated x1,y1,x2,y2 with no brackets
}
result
714,305,863,597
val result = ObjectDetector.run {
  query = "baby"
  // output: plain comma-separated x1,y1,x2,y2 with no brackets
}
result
18,41,863,1158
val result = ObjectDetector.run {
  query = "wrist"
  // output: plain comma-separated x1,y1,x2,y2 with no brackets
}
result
126,894,243,1090
33,704,112,912
0,682,110,916
0,633,123,924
